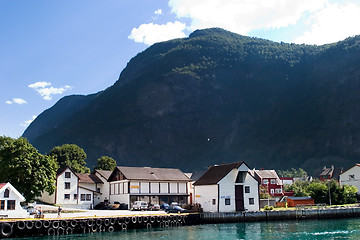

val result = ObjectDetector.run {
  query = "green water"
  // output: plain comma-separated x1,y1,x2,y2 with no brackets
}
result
8,218,360,240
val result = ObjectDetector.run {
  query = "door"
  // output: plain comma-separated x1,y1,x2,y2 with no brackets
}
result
235,185,244,211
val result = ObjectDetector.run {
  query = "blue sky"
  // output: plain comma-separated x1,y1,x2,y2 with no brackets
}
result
1,0,360,138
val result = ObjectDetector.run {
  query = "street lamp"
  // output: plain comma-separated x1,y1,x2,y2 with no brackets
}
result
327,179,332,206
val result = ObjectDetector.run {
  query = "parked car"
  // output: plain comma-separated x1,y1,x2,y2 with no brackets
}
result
23,206,36,215
166,202,187,213
132,201,148,210
149,204,160,211
160,203,170,210
166,205,187,213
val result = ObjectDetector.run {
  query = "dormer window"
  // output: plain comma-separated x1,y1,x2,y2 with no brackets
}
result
4,189,9,198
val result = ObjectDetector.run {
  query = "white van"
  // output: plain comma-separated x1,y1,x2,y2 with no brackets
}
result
132,201,148,210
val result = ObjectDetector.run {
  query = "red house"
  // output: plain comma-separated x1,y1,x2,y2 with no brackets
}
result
253,169,294,200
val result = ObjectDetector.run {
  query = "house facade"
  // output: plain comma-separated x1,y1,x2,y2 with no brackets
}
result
40,167,104,209
339,164,360,194
0,182,28,218
194,162,259,212
93,170,112,204
108,166,190,208
253,169,293,200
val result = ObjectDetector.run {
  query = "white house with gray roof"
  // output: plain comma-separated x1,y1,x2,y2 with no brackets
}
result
39,167,104,209
107,166,190,208
194,162,259,212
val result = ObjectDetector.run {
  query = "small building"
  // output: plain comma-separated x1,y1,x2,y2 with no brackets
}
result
93,169,113,204
287,196,314,207
253,169,294,200
0,182,28,218
319,165,342,181
39,167,104,209
108,166,190,208
280,177,294,185
339,164,360,194
193,162,259,212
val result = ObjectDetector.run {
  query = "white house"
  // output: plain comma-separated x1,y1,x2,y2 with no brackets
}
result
194,162,259,212
40,167,104,209
93,170,112,204
108,166,190,208
339,164,360,193
0,182,28,218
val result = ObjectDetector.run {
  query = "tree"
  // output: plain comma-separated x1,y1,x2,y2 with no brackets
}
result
0,136,58,201
278,168,307,178
286,179,358,205
94,156,117,171
49,144,90,173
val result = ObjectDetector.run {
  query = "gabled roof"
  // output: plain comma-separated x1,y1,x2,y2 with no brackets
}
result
193,162,247,186
0,182,26,202
56,166,77,177
76,173,103,184
109,166,190,182
94,170,112,180
255,170,279,179
340,164,360,176
320,166,334,176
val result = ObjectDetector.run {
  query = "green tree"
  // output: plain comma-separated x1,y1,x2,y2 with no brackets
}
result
287,179,358,205
0,136,58,201
94,156,117,171
49,144,90,173
278,168,307,178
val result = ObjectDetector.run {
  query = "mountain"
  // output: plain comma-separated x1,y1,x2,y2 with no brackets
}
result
23,28,360,174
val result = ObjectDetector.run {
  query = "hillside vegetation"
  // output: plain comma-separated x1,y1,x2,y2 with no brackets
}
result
23,28,360,174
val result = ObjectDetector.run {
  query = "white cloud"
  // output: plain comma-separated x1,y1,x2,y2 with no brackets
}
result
168,0,327,34
28,81,52,89
128,21,187,45
20,115,37,127
6,98,27,105
155,9,163,15
29,81,72,100
13,98,27,104
294,2,360,45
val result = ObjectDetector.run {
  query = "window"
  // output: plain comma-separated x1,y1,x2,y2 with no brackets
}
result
249,198,254,205
65,172,71,178
97,188,100,193
263,179,269,184
4,189,9,198
245,186,250,193
270,189,274,194
7,200,15,210
270,179,276,184
225,198,230,205
212,199,216,205
65,182,70,189
74,194,78,199
0,200,5,210
64,194,70,199
86,194,91,201
275,189,282,193
81,194,86,201
349,175,355,180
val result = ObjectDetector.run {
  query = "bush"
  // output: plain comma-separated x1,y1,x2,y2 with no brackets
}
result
264,205,273,211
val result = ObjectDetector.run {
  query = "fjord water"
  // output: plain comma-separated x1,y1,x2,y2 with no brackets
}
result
10,218,360,240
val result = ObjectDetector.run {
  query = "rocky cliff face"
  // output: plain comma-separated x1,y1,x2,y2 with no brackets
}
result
23,28,360,173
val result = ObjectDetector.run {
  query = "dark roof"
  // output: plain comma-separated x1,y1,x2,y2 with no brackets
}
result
193,162,246,186
94,170,112,180
288,196,313,200
110,166,190,181
56,167,72,176
76,173,103,184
